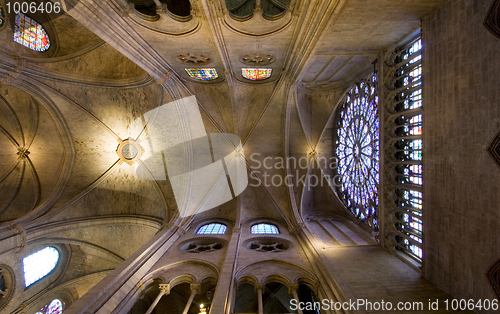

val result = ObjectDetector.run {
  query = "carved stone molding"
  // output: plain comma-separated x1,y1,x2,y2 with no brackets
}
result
487,130,500,168
8,223,26,253
487,259,500,299
245,237,291,252
485,0,500,39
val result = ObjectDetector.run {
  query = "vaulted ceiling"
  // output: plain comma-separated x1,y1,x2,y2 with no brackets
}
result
0,0,449,311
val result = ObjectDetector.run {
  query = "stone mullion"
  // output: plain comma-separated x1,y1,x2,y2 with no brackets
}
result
383,38,424,261
209,228,241,314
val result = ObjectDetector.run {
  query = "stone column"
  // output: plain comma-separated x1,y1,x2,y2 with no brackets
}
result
208,228,241,314
254,283,264,314
182,284,201,314
289,284,303,314
145,284,170,314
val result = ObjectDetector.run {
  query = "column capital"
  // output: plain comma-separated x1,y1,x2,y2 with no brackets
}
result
190,283,201,294
254,283,265,292
288,284,300,294
159,283,170,295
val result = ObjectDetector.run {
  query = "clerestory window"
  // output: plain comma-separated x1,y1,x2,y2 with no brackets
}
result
250,223,279,234
23,247,60,287
13,13,50,52
197,223,227,235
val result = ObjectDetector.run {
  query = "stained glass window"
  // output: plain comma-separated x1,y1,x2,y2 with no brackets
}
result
197,223,227,234
0,5,5,29
335,73,379,228
47,299,63,314
242,68,272,80
23,247,59,287
390,38,423,260
36,299,64,314
185,68,218,80
251,223,279,234
13,13,50,52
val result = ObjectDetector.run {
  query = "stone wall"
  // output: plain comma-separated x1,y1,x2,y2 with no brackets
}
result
423,0,500,312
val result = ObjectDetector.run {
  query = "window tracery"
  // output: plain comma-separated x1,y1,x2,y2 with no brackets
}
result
384,38,423,260
0,266,14,311
13,13,50,52
335,73,379,229
176,53,210,65
23,247,59,287
240,53,275,66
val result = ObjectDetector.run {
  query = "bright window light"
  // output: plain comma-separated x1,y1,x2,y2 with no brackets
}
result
251,223,279,234
23,247,59,287
197,223,227,235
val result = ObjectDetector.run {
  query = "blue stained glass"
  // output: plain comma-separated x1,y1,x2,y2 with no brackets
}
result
335,73,379,228
251,223,279,234
197,223,227,234
185,68,218,80
47,299,63,314
0,7,4,27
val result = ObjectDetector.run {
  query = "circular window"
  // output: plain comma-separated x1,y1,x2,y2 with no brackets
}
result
0,266,15,311
245,238,290,253
179,238,226,253
335,74,379,228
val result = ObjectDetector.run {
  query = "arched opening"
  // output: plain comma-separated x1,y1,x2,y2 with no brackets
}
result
234,283,258,313
161,0,191,17
129,280,216,314
262,282,297,313
129,0,159,19
297,284,322,314
262,0,290,18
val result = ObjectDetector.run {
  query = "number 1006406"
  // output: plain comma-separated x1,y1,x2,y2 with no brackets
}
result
6,2,62,14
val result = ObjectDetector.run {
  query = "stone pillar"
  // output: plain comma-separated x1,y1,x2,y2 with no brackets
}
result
254,283,264,314
145,284,170,314
208,228,241,314
289,284,303,314
182,284,201,314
